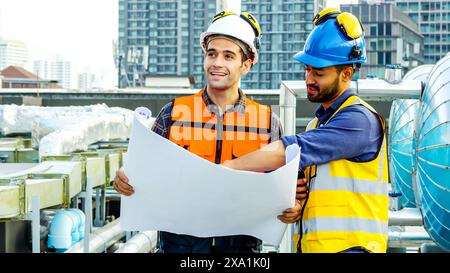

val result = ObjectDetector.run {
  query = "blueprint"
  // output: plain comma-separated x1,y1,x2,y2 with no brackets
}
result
120,107,300,246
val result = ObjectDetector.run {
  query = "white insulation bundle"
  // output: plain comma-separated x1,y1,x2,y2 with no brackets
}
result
0,104,155,157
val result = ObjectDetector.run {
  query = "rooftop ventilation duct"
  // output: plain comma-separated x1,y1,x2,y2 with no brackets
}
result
413,54,450,252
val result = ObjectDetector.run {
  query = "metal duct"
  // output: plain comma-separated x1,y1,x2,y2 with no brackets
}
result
413,54,450,252
403,64,434,82
388,99,420,208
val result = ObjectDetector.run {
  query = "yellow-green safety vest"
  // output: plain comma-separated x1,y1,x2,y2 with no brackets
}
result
300,95,389,253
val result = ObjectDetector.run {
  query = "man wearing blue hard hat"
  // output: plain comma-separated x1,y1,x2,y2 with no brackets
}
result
223,8,389,253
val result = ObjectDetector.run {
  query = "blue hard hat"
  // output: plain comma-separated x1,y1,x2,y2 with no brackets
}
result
294,18,367,68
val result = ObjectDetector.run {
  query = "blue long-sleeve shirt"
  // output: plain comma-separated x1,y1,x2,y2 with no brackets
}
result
281,88,383,169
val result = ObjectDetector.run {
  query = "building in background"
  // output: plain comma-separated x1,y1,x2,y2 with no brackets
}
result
0,65,61,89
315,0,326,15
0,38,29,70
117,0,216,88
117,0,320,89
32,59,51,82
51,58,72,90
391,0,450,64
241,0,319,89
33,57,73,89
78,72,101,91
341,1,424,78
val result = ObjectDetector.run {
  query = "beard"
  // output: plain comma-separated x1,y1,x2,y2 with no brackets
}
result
307,77,341,103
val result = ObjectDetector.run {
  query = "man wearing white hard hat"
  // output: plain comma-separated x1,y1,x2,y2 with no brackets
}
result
113,11,294,253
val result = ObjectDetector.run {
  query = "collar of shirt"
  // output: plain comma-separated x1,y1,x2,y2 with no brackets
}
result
202,86,246,116
314,88,357,125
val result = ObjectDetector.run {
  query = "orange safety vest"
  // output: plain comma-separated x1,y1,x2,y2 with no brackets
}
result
168,89,271,164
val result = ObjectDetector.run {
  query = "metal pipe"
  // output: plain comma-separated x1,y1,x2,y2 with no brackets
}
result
279,82,297,136
388,208,423,226
32,195,40,253
84,178,93,253
105,188,121,201
94,188,101,227
65,219,125,253
281,79,421,101
389,231,431,242
388,229,432,249
100,187,106,225
278,82,297,253
115,231,157,253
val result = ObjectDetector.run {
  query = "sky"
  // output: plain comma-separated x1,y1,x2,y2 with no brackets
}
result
0,0,355,89
0,0,118,89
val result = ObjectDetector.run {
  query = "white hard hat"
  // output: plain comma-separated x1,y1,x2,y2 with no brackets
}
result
200,12,261,65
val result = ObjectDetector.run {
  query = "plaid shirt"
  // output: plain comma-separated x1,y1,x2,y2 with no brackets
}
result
151,88,283,142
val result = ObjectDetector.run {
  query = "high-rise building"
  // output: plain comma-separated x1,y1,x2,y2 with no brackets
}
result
0,39,29,70
341,1,424,78
117,0,318,89
78,72,100,91
240,0,318,89
33,57,73,89
117,0,216,88
33,60,51,82
391,0,450,64
51,58,72,90
315,0,326,14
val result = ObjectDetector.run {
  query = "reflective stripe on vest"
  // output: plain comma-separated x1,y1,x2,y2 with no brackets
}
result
168,89,271,164
309,174,389,195
301,95,389,253
303,217,389,235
